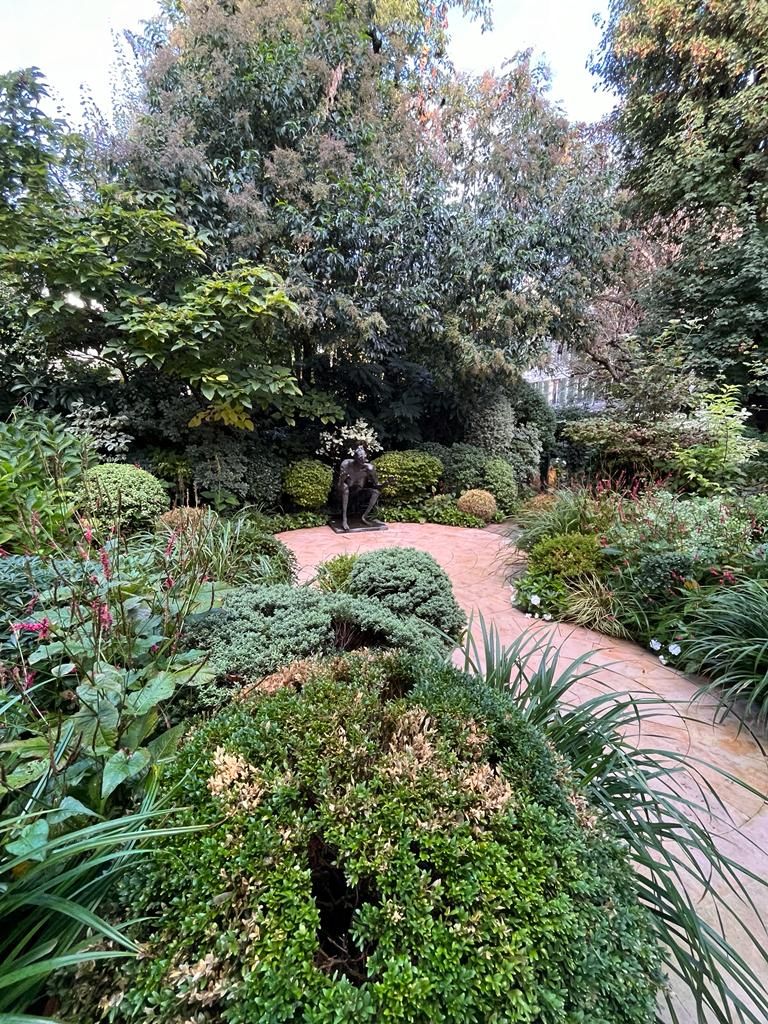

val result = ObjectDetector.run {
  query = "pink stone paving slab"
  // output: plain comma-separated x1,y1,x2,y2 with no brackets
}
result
278,523,768,1019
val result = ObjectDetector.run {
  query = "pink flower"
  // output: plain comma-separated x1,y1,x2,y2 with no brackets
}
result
163,531,178,557
83,525,93,544
163,576,176,590
11,618,51,640
99,548,112,581
91,600,113,631
23,670,36,690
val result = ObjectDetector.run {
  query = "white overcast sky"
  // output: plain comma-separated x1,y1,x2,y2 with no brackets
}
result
0,0,615,125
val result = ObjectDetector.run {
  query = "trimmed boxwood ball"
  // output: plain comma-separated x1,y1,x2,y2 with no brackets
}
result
346,547,466,640
77,463,169,533
374,450,443,503
183,583,439,683
63,654,660,1024
283,459,333,509
528,532,602,580
457,488,497,522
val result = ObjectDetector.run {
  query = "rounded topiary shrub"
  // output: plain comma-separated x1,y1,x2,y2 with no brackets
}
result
528,532,602,580
374,450,443,503
77,463,169,533
457,488,497,523
346,547,466,639
283,459,333,509
63,655,660,1024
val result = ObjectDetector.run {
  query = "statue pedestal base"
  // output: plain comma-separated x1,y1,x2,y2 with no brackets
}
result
328,516,388,535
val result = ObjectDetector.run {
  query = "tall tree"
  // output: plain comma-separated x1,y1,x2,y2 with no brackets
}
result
594,0,768,414
103,0,618,441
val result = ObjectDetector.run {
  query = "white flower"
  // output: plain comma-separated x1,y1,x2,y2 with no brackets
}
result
649,639,662,651
668,643,682,657
534,613,541,619
525,613,532,618
543,613,553,621
658,655,668,665
530,594,542,607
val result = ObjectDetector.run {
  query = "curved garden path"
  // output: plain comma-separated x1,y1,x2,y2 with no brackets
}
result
279,523,768,1021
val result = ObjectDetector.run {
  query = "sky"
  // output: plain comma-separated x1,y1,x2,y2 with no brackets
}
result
0,0,615,125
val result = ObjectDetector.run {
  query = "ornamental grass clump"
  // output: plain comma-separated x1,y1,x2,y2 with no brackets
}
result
60,653,661,1024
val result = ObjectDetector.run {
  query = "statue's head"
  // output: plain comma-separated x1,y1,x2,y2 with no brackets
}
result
353,446,367,462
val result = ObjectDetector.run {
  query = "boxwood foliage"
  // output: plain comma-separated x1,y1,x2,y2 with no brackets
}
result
63,654,660,1024
346,547,466,639
374,450,443,503
184,584,439,683
77,463,170,533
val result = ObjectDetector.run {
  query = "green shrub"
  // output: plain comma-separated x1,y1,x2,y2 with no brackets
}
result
269,511,328,532
457,488,497,522
632,552,697,604
464,395,542,479
283,459,333,509
374,450,443,503
380,498,485,529
424,498,485,528
483,457,518,513
0,412,87,550
347,547,466,639
420,442,487,493
316,553,359,592
77,463,169,534
744,493,768,538
528,532,602,580
244,442,285,511
607,491,752,564
62,655,660,1024
513,571,568,617
184,584,437,684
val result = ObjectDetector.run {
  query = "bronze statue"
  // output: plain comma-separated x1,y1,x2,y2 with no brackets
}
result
339,446,381,532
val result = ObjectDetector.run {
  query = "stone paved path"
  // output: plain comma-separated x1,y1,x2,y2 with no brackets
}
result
279,523,768,1020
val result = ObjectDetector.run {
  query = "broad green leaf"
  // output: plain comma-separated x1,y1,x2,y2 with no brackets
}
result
101,748,152,800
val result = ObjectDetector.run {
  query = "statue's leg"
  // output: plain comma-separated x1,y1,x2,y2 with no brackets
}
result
341,483,350,532
361,487,380,524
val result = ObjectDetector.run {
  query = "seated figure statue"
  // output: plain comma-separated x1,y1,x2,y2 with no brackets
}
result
339,446,381,532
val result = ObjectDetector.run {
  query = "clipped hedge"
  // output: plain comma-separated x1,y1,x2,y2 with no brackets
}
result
77,463,169,534
63,654,660,1024
374,450,443,503
283,459,333,510
346,547,467,639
